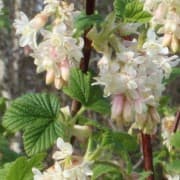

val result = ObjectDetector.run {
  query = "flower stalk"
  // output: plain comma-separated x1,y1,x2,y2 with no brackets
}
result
141,132,154,180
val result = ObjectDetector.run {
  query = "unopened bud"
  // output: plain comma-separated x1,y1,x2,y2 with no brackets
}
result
45,70,55,85
60,59,70,82
72,125,92,142
149,107,160,123
163,33,172,47
111,94,124,121
54,77,64,89
171,35,179,53
162,116,176,133
31,12,48,30
123,99,133,124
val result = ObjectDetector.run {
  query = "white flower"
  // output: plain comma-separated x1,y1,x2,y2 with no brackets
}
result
63,162,93,180
94,28,179,133
43,0,60,14
32,23,83,88
13,12,48,48
13,12,36,48
32,162,63,180
52,138,73,160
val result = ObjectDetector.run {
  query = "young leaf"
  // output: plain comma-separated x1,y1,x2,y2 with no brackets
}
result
3,93,60,132
114,0,151,23
124,0,151,23
170,131,180,149
92,162,122,180
113,0,130,18
63,68,110,115
101,130,138,153
166,160,180,174
0,153,46,180
74,12,103,37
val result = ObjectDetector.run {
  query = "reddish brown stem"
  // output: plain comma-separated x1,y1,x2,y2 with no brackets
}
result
173,111,180,133
141,133,154,180
71,0,95,115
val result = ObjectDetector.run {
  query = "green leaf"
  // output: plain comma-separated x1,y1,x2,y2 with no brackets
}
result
170,131,180,149
0,154,45,180
3,93,60,132
124,0,151,23
164,67,180,84
0,163,13,180
166,160,180,174
0,136,20,166
2,93,66,156
63,68,91,104
77,116,105,129
23,120,65,156
113,0,131,18
92,162,122,180
74,12,103,37
114,0,151,23
63,68,110,115
138,171,153,180
101,130,138,153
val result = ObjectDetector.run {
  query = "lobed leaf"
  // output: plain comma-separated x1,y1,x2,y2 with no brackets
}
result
2,93,66,156
63,68,110,115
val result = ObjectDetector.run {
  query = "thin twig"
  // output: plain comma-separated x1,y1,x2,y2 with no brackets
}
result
141,132,154,180
70,0,95,116
173,111,180,133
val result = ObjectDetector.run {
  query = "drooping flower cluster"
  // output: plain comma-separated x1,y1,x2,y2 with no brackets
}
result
90,16,179,133
144,0,180,53
33,138,93,180
13,0,83,89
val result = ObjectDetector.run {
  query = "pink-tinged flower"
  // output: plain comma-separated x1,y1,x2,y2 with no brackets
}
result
111,94,124,123
13,12,48,48
60,59,70,82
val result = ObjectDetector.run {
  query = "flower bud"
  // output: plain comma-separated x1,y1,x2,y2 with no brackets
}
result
171,35,179,53
149,107,160,123
54,77,64,89
123,99,133,124
72,125,92,142
154,3,167,20
111,94,124,122
60,59,70,82
162,33,172,47
45,70,55,85
31,12,49,30
162,116,176,133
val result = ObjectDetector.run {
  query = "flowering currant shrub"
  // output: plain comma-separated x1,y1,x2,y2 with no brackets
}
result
0,0,180,180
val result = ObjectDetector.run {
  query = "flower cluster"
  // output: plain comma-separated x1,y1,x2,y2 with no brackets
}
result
33,138,92,180
91,25,179,133
13,0,83,89
144,0,180,53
